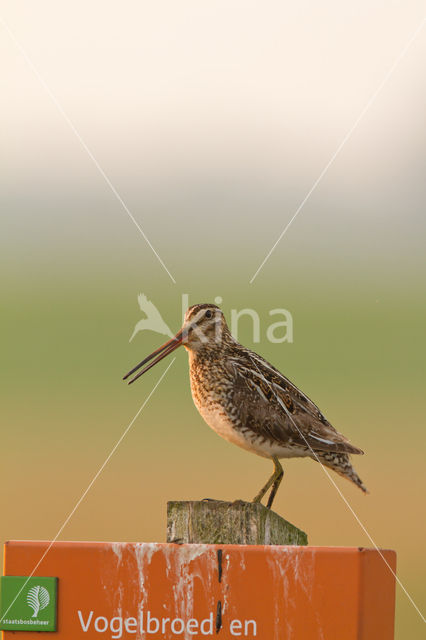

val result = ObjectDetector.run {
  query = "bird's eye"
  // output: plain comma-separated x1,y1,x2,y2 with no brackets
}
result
205,309,213,319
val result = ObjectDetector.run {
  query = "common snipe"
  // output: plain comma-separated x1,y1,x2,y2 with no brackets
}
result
124,304,367,508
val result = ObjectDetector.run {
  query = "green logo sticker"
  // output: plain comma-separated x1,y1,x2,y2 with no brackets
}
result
0,576,57,631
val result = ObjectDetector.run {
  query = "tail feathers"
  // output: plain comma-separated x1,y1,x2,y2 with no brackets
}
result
315,451,368,493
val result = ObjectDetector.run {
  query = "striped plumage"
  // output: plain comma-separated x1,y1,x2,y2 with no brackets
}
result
125,303,367,508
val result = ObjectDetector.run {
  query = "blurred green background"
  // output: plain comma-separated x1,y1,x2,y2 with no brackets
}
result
1,1,425,637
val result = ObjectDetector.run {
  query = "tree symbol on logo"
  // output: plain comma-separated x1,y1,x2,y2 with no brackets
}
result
27,585,50,618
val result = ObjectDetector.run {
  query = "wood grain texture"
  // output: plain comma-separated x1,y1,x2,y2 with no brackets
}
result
167,500,308,545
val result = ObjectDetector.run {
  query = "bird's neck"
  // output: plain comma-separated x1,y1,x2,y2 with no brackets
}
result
187,333,236,368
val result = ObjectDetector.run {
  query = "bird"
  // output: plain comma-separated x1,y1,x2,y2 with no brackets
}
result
123,303,367,508
129,294,173,343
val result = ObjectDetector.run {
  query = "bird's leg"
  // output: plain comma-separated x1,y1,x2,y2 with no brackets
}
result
266,457,284,509
252,473,275,504
252,456,283,508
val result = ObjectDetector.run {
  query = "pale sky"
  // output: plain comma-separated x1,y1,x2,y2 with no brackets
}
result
1,1,425,270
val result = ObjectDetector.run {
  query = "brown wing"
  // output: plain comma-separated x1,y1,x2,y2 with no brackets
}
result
226,350,363,455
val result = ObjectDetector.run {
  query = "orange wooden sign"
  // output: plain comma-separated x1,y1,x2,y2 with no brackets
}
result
2,541,396,639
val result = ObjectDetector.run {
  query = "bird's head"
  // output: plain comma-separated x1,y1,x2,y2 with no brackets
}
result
123,303,230,384
182,303,227,348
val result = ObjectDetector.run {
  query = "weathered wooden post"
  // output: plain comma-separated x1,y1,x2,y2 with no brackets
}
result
167,500,308,545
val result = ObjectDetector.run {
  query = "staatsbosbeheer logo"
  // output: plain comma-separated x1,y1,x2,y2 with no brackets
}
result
27,584,50,617
0,576,57,632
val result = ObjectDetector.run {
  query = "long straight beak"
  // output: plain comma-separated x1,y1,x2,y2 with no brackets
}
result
123,331,183,384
